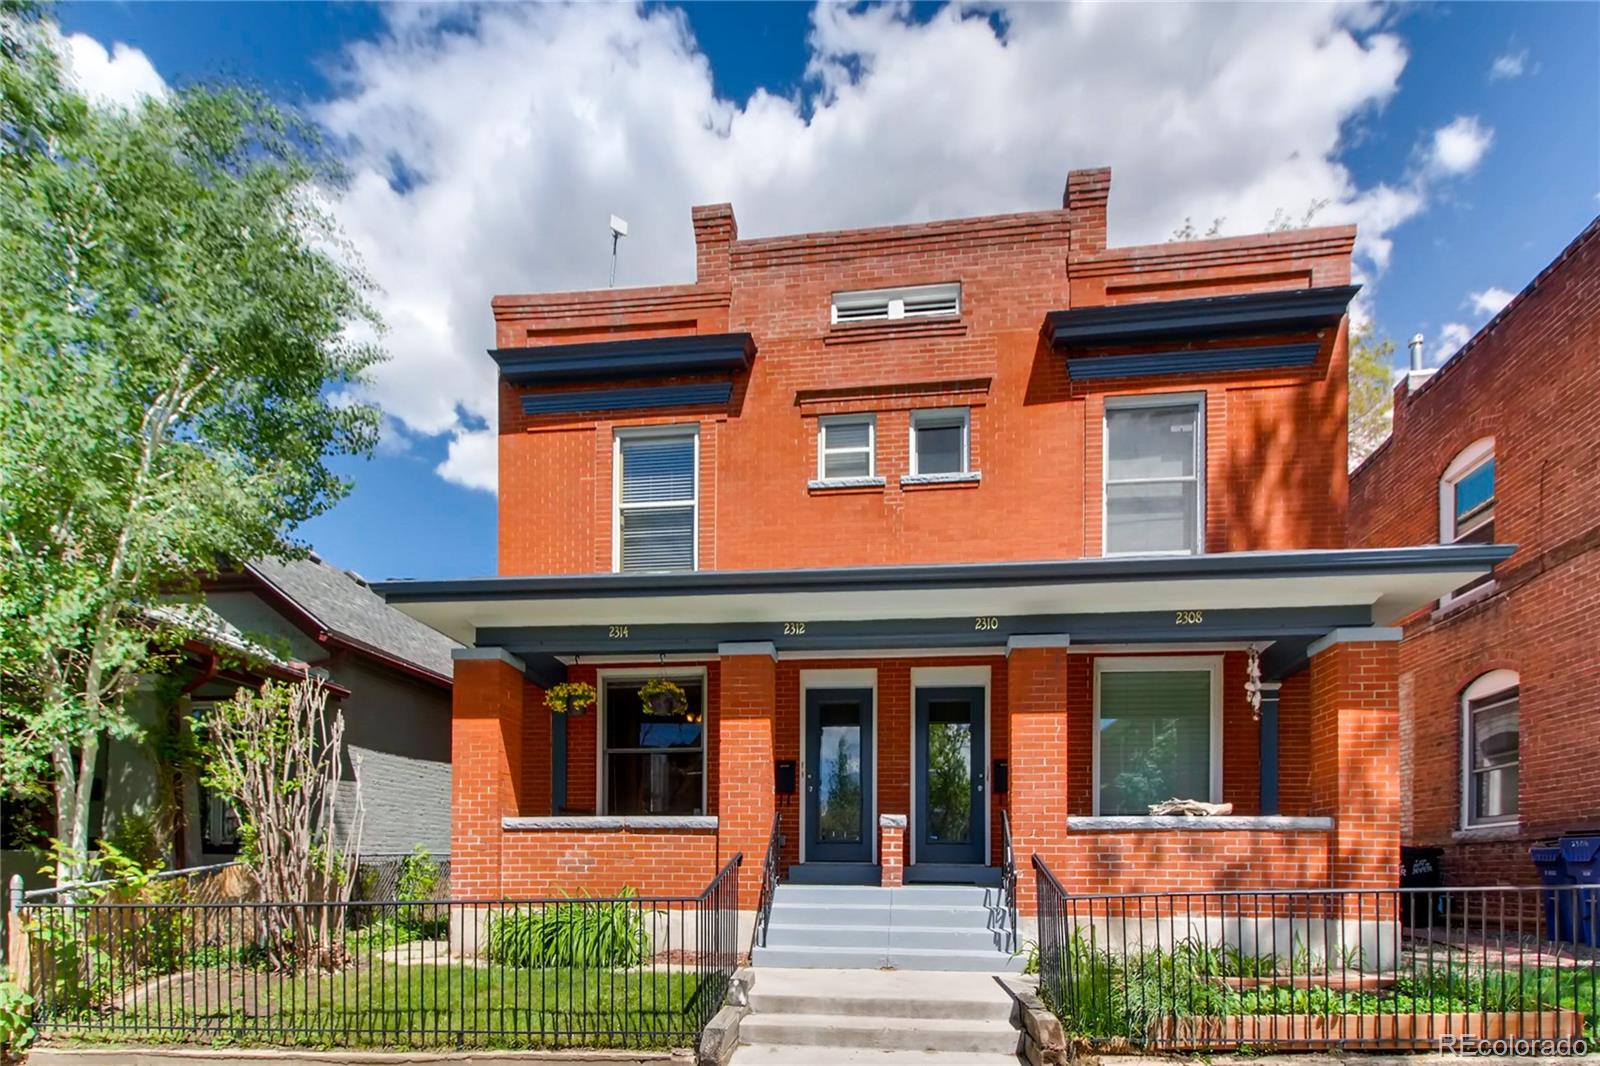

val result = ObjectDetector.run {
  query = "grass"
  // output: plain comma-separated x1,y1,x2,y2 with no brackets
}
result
36,963,715,1050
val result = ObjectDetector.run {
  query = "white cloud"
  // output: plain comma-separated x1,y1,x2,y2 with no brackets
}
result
1468,286,1515,317
63,4,1492,494
1432,321,1474,364
60,31,167,108
1425,115,1493,177
1489,48,1528,81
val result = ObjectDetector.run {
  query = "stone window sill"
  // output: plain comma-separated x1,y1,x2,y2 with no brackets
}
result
1068,815,1334,832
901,471,982,488
1453,822,1521,843
1433,579,1499,620
808,477,886,493
503,815,718,831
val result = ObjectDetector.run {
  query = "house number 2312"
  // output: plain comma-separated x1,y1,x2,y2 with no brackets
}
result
1175,611,1204,625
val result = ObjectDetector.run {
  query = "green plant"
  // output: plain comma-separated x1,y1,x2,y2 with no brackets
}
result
637,679,689,717
544,682,597,716
395,846,448,939
0,980,34,1051
486,892,650,968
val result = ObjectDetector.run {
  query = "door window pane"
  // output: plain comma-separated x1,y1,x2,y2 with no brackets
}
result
1098,670,1212,816
1104,401,1202,555
816,702,864,843
925,699,974,845
605,679,705,815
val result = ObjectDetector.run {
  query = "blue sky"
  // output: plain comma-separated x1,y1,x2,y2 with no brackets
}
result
55,2,1599,582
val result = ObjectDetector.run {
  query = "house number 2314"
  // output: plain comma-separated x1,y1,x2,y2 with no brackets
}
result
1175,611,1205,625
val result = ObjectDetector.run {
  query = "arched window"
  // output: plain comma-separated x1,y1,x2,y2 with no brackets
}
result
1461,670,1519,828
1440,438,1496,545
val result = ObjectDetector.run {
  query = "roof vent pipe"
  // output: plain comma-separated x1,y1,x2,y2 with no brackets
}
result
1408,333,1425,371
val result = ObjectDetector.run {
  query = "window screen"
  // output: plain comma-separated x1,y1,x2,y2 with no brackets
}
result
1098,669,1212,815
1105,402,1201,554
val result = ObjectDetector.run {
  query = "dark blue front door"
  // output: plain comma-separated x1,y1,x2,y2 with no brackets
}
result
915,687,986,866
804,688,873,863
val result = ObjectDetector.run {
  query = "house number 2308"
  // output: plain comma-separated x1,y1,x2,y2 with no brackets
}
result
1175,611,1205,625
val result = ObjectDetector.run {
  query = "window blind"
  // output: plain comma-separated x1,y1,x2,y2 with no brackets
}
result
1098,670,1212,815
619,434,695,571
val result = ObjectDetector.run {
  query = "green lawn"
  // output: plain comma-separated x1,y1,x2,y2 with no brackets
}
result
38,963,716,1049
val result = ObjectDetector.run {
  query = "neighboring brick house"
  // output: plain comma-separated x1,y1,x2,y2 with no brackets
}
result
1349,218,1600,887
377,168,1504,927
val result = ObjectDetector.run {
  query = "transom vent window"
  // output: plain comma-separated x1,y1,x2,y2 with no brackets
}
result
616,431,697,573
1104,398,1203,556
604,677,705,816
1096,663,1218,816
831,282,961,325
1463,671,1519,827
818,416,876,480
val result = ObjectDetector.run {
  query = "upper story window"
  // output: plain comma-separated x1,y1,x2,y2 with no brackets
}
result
615,428,697,573
910,408,971,477
1094,657,1221,816
831,282,961,325
1462,670,1519,828
1104,395,1204,556
1440,438,1496,545
818,416,876,481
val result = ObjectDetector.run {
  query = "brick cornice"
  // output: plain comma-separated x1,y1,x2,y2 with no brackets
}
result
492,284,731,322
1073,226,1356,280
730,210,1072,270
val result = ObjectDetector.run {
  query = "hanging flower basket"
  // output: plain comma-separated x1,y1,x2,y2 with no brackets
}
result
638,678,689,717
544,681,597,716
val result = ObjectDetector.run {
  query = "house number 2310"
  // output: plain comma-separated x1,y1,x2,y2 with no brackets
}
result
1175,611,1205,625
974,616,1000,631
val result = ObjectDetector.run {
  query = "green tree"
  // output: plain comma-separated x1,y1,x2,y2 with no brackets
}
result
0,5,383,883
1348,324,1397,467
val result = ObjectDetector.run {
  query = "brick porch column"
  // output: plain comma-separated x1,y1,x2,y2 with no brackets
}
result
717,642,776,909
1006,635,1072,915
1307,629,1402,892
450,648,528,900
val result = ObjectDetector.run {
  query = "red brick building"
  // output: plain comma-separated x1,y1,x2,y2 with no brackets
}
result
1349,218,1600,887
377,169,1504,931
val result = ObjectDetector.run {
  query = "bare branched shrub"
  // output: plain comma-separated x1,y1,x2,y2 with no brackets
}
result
200,678,365,969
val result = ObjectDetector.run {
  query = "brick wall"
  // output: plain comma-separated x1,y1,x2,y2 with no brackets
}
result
498,827,718,898
1053,830,1331,895
493,171,1356,577
1349,219,1600,886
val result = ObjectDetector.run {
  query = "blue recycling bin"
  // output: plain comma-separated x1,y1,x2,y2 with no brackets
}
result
1530,845,1574,942
1559,835,1600,947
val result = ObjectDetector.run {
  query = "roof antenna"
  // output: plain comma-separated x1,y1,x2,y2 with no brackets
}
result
608,214,629,287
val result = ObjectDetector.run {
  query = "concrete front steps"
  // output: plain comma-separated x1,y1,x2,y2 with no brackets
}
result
752,883,1023,971
733,967,1023,1064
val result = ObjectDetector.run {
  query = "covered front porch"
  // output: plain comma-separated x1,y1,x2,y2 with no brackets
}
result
375,544,1508,916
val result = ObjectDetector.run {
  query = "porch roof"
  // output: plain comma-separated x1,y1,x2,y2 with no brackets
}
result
375,544,1510,668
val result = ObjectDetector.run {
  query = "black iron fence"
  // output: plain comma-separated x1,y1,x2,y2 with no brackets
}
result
12,855,740,1050
1033,855,1599,1053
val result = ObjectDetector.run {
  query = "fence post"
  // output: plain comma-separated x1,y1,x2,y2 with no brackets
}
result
6,874,28,987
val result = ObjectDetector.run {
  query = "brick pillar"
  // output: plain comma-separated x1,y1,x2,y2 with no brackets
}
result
717,642,776,909
692,203,738,286
1064,167,1111,254
450,649,528,900
1307,629,1402,892
879,815,906,887
1006,636,1072,915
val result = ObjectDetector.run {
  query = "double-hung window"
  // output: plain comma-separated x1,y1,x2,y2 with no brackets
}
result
603,676,706,816
818,417,876,481
1439,438,1496,602
1462,670,1519,827
1104,396,1204,555
910,408,971,477
615,429,697,572
1094,658,1221,816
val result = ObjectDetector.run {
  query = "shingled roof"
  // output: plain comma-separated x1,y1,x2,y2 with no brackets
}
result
244,554,458,681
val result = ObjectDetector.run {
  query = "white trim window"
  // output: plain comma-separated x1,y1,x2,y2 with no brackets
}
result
614,428,698,572
817,416,876,481
600,671,707,817
1093,657,1222,816
1440,438,1496,545
1462,670,1519,828
1103,395,1205,556
831,282,960,325
910,408,971,477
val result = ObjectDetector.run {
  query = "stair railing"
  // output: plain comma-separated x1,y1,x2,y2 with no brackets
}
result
754,811,782,950
1000,807,1018,953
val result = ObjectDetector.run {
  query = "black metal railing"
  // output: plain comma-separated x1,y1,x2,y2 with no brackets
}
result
13,856,741,1050
1033,856,1599,1053
998,809,1017,954
754,813,782,951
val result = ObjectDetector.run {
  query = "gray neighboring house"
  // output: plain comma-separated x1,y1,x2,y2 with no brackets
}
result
1,553,456,893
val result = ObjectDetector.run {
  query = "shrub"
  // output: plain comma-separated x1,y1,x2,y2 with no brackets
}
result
395,847,447,939
0,980,34,1051
486,891,649,968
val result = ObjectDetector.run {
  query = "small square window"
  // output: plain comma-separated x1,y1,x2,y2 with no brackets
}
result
911,409,970,476
818,417,876,481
